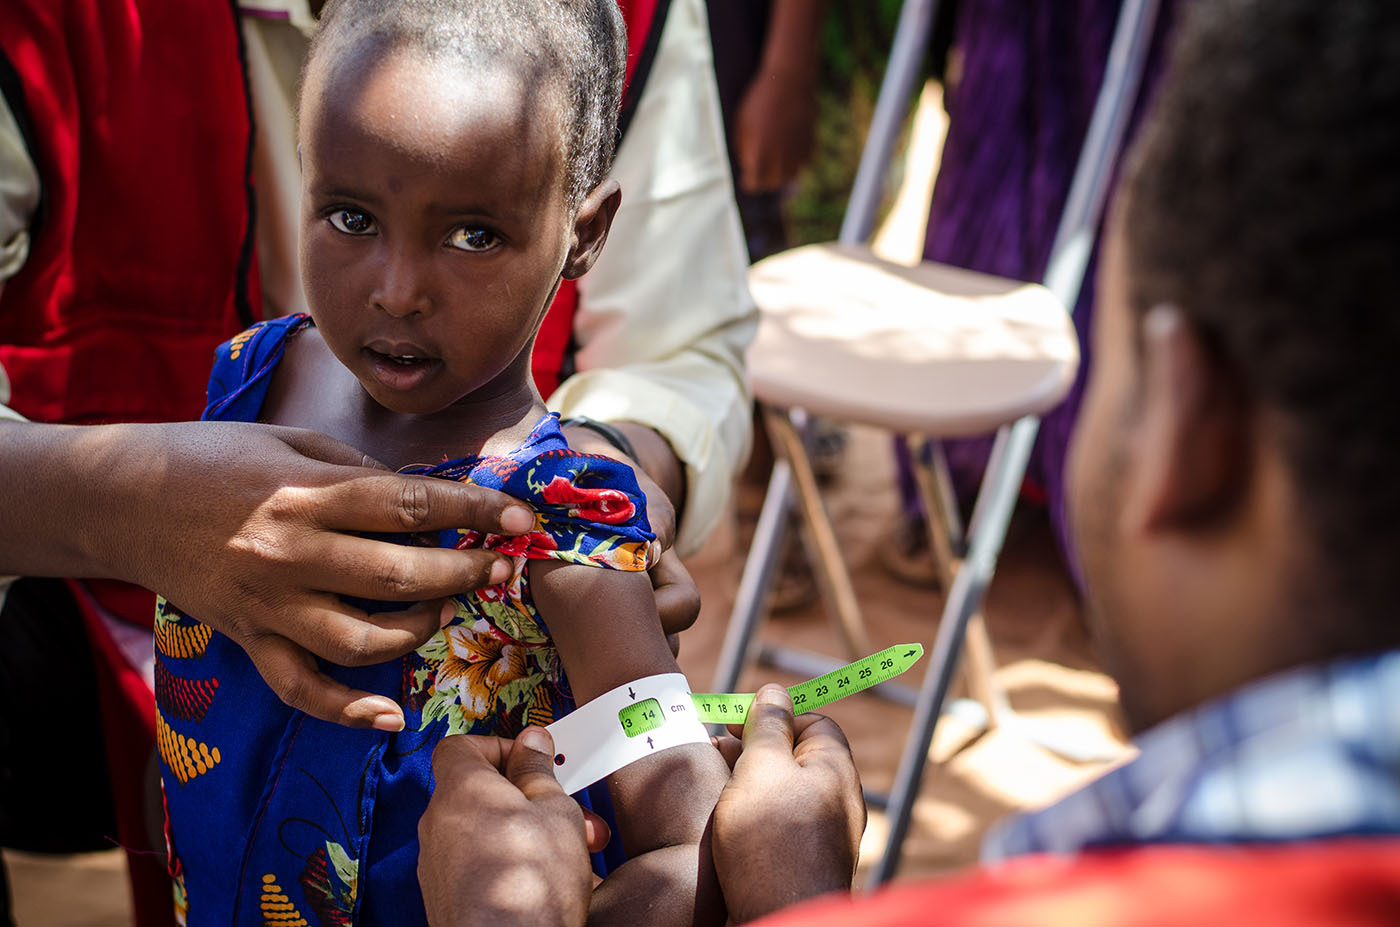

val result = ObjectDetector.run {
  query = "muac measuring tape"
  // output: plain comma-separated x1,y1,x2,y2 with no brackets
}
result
546,643,924,794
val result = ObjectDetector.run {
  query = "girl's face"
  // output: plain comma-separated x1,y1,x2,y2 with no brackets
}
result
298,49,573,416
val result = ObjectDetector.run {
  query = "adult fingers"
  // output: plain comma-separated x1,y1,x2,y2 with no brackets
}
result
736,684,796,770
582,808,612,854
650,551,700,639
633,468,676,553
261,597,449,668
241,634,405,730
506,727,569,804
271,424,392,471
300,535,513,604
711,733,743,771
791,714,866,837
430,734,511,785
314,471,536,537
725,694,821,741
791,714,858,771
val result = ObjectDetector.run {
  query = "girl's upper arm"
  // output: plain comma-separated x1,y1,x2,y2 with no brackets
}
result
528,559,730,851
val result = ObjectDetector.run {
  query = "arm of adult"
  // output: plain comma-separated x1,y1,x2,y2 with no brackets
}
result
420,729,609,927
734,0,826,192
548,0,759,560
711,684,865,924
0,418,535,730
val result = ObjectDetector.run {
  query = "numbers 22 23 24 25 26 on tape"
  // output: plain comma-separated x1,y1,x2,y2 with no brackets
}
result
688,642,924,727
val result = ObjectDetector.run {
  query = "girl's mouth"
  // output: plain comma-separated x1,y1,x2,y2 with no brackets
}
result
364,346,441,391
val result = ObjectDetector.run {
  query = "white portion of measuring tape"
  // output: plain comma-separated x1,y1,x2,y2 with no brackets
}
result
545,673,708,795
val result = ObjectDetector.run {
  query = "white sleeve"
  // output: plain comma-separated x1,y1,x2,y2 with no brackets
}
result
1,89,38,422
0,87,40,285
548,0,758,557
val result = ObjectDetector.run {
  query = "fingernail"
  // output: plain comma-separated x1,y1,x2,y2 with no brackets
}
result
439,601,457,628
755,684,792,710
488,557,513,585
517,726,552,753
647,540,662,564
372,710,405,732
500,505,534,535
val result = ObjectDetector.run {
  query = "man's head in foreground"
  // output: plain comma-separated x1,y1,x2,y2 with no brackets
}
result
1070,0,1400,732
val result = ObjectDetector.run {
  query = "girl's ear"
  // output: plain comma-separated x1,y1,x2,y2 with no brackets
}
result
562,179,622,280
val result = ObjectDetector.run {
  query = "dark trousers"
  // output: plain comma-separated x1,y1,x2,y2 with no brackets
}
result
0,578,118,923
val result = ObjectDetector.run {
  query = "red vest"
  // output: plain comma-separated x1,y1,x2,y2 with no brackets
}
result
0,0,258,425
755,842,1400,927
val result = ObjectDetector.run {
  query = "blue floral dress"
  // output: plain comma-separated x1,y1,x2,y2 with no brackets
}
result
156,314,654,926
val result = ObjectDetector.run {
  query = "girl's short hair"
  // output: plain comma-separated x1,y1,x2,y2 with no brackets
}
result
1122,0,1400,633
309,0,627,207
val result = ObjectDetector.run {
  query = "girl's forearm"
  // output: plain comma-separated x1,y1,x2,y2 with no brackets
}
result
589,842,726,927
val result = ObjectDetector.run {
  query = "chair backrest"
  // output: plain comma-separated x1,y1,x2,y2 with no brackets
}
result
840,0,1163,316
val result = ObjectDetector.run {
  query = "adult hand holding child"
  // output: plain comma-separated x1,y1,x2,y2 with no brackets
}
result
420,729,608,927
711,684,865,923
0,417,534,729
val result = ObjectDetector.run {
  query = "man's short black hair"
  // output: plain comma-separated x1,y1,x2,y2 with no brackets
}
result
309,0,627,207
1122,0,1400,637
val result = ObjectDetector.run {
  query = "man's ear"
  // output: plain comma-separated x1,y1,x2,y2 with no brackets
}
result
1122,305,1251,534
562,179,622,281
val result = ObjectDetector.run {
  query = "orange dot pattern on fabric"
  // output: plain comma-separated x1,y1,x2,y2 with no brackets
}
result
156,708,222,785
259,874,310,926
155,620,213,660
227,327,257,360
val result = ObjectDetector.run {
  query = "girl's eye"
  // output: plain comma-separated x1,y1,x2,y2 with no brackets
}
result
328,209,375,235
449,227,500,253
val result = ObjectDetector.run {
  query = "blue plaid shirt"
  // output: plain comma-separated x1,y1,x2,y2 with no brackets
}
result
984,650,1400,861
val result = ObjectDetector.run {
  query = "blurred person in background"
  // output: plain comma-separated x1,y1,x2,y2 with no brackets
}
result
890,0,1182,586
706,0,825,263
709,0,840,611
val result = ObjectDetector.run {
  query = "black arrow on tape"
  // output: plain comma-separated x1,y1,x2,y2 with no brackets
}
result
628,687,636,699
905,650,916,658
646,736,654,750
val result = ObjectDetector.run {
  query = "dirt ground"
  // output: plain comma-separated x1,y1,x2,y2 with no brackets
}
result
3,424,1131,924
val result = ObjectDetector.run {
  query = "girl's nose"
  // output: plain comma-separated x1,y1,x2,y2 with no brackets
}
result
372,250,433,318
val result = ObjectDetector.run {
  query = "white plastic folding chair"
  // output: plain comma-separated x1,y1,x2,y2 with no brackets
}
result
707,0,1162,883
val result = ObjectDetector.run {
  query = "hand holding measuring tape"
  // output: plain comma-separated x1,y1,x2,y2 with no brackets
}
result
546,643,924,793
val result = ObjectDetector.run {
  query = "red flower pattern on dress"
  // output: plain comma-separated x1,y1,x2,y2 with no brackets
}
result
539,476,636,524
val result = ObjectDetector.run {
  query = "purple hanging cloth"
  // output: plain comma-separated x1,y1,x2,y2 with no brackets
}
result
900,0,1179,576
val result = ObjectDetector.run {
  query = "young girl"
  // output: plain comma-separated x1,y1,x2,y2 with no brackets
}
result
153,1,730,923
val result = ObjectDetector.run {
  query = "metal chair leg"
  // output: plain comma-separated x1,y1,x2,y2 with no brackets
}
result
872,413,1038,885
711,450,795,693
908,435,1007,725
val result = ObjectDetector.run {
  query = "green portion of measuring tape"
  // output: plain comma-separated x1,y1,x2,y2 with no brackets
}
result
618,698,665,738
689,642,924,725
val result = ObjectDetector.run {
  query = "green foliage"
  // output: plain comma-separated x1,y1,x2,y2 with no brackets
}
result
787,0,934,244
787,0,901,243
